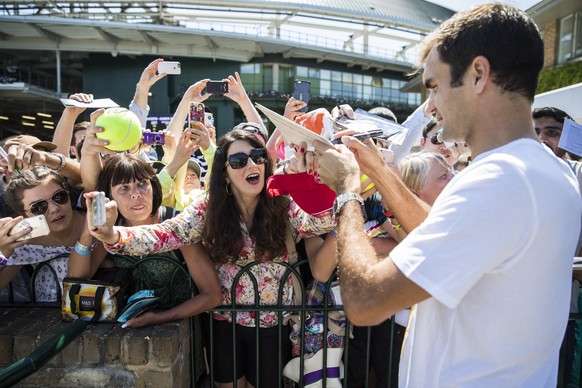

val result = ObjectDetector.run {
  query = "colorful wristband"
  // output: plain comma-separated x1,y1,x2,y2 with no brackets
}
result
74,241,91,256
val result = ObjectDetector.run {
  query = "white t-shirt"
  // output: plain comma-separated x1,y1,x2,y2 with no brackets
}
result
391,138,582,387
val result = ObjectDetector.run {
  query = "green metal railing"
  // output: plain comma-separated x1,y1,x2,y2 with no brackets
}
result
1,256,580,387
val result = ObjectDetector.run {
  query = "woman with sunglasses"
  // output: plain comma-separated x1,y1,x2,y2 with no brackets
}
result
68,153,221,329
0,166,91,301
88,128,335,387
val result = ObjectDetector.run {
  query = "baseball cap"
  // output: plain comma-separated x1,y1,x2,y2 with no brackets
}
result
187,159,201,178
2,135,57,152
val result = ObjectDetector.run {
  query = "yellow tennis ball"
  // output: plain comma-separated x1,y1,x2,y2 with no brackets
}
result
95,108,142,151
360,174,375,194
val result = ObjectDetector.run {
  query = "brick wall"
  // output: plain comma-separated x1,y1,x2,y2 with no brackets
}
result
543,19,559,68
0,307,192,387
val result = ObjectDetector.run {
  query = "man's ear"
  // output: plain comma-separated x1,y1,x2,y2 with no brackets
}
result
470,55,490,94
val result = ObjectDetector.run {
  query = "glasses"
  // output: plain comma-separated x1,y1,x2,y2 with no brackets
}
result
233,123,268,143
26,189,70,216
225,148,268,169
430,133,443,145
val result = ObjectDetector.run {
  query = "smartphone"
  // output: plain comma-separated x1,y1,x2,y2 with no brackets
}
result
332,129,384,145
157,61,181,75
292,80,311,113
206,81,229,94
379,148,394,164
92,192,107,228
142,132,166,145
189,102,205,129
9,215,50,241
204,112,214,127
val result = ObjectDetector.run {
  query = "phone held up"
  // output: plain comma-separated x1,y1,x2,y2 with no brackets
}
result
91,192,107,228
206,81,229,94
142,132,165,145
9,215,50,241
157,61,181,75
292,80,311,113
189,102,205,129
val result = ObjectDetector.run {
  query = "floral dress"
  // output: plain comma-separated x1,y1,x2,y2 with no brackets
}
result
104,196,335,327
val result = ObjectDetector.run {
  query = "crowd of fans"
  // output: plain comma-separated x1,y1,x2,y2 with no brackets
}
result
0,3,581,387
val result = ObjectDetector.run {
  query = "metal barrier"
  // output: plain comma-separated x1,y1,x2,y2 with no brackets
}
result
1,255,580,387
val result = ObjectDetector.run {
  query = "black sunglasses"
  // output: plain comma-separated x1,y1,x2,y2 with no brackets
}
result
430,133,443,145
26,189,70,216
225,148,268,169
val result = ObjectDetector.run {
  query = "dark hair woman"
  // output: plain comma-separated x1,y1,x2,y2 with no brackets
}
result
88,128,335,387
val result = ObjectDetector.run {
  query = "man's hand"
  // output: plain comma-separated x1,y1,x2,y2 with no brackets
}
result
313,141,360,194
335,135,386,178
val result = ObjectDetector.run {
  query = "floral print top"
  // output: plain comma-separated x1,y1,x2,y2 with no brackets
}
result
104,196,335,327
6,245,70,302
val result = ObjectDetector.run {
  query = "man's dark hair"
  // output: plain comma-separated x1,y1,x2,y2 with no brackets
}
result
419,3,543,101
71,121,90,146
532,107,573,124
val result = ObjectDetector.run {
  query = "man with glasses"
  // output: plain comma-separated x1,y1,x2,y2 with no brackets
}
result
419,119,460,167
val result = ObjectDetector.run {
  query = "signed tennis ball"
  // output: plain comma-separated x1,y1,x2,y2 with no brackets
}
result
95,108,142,151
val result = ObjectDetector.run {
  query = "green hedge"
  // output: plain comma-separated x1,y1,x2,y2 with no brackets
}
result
537,61,582,94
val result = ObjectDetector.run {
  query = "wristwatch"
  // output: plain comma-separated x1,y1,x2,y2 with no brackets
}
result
333,193,364,216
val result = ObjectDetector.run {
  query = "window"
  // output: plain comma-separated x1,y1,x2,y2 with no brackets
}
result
296,66,308,77
559,12,582,64
240,64,260,74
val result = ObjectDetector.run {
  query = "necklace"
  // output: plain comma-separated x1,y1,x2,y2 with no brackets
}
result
50,212,81,247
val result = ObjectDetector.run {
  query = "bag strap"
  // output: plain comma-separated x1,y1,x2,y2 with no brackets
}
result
90,286,106,323
69,284,81,317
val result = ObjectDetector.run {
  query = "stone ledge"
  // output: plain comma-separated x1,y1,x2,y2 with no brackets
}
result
0,307,191,388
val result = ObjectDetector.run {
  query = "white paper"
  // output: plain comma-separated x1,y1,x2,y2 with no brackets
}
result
558,119,582,156
255,103,333,147
60,98,119,109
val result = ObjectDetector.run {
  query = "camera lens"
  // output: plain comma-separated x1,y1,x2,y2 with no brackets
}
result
155,135,161,142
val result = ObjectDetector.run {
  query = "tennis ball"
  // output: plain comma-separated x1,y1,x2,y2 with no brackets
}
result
95,108,142,151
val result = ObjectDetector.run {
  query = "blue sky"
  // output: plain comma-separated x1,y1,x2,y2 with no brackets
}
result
428,0,541,11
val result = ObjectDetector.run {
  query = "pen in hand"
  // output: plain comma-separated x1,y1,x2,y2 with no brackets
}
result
0,147,19,174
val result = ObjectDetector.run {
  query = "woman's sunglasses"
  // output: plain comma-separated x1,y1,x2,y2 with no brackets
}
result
225,148,268,169
26,189,70,216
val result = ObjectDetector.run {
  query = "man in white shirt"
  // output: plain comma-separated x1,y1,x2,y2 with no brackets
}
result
314,3,582,386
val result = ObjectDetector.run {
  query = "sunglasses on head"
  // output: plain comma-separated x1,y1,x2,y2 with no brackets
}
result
26,189,70,216
234,123,268,143
225,148,268,169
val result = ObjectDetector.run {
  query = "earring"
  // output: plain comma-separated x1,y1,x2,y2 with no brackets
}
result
226,182,232,196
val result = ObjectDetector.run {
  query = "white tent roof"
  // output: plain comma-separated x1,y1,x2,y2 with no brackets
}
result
533,82,582,122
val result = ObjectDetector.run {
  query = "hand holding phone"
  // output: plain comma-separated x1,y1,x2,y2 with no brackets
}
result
8,215,50,241
379,148,394,164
